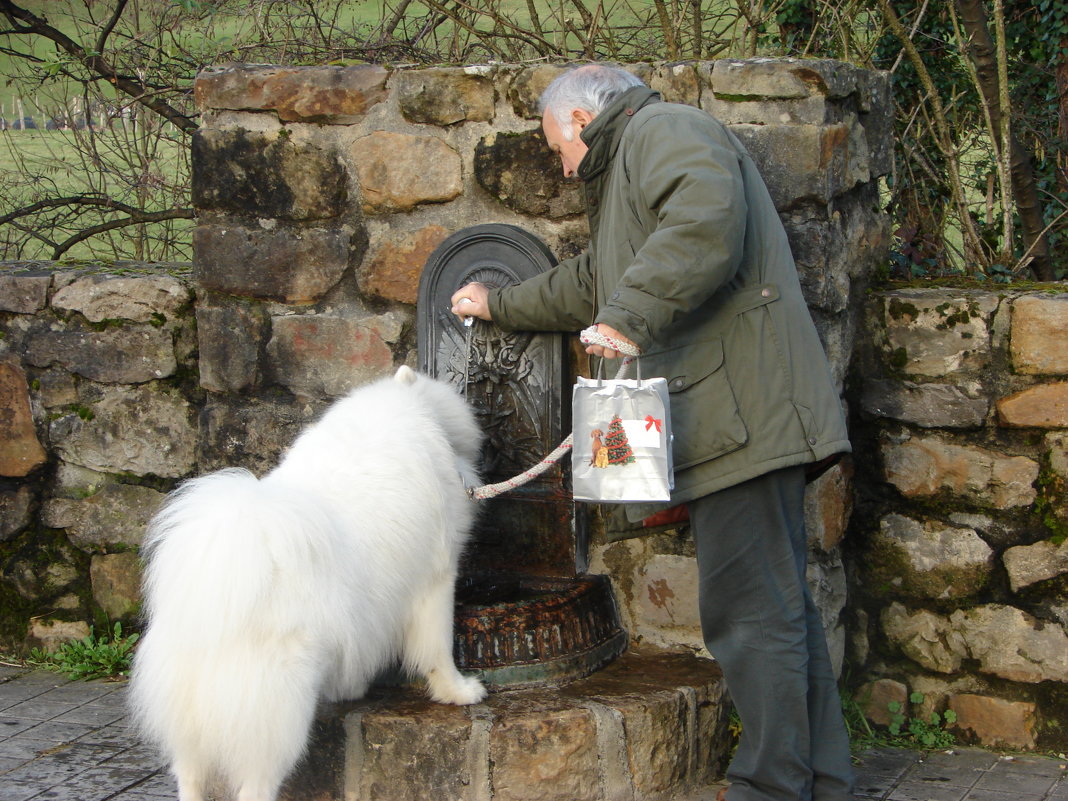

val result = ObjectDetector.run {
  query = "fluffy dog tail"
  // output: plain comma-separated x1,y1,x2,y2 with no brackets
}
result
129,468,343,799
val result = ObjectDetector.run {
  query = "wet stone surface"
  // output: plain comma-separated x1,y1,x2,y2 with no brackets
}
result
4,662,1068,800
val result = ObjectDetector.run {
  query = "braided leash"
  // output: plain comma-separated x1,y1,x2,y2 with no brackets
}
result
466,325,640,501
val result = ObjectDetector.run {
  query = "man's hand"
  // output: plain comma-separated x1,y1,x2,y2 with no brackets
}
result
585,323,637,359
450,283,492,322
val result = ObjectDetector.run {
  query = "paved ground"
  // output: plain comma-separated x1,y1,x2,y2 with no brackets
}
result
0,664,1065,801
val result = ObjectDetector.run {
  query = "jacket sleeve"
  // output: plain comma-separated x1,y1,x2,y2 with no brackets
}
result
595,112,747,347
487,250,596,332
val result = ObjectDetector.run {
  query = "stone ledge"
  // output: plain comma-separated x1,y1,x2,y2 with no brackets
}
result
283,647,732,801
194,64,389,123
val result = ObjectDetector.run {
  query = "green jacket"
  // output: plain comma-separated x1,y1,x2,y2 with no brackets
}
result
488,87,850,530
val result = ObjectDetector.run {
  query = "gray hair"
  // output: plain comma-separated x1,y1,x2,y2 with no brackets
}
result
538,65,646,141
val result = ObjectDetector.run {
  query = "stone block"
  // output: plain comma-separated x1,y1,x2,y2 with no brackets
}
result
194,223,357,304
691,676,733,786
0,355,47,477
0,486,34,541
856,70,894,178
783,199,889,321
4,536,84,602
23,321,177,383
362,225,449,305
350,132,462,214
704,95,830,126
0,269,51,313
90,552,142,620
904,674,983,720
729,121,869,209
804,458,853,551
197,396,316,474
42,483,165,552
508,65,570,119
997,382,1068,428
869,514,992,600
267,311,405,399
26,619,91,653
192,129,347,220
50,273,191,324
330,649,729,801
644,62,701,105
807,555,848,677
1046,434,1068,531
195,300,269,393
195,64,389,123
783,208,847,313
881,432,1038,508
854,678,909,727
396,67,496,125
861,379,988,428
490,706,599,801
948,694,1037,750
1003,539,1068,592
711,58,857,99
613,690,690,795
634,554,702,639
950,604,1068,684
474,129,584,219
358,702,475,801
881,603,965,674
873,291,998,376
49,383,196,478
1049,431,1068,479
1010,294,1068,375
33,368,78,409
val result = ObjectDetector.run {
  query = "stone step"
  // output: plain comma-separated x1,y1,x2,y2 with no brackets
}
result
284,647,733,801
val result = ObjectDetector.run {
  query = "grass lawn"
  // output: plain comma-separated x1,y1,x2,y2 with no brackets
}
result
0,126,192,261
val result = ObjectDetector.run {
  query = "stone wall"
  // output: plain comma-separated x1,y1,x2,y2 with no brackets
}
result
851,288,1068,750
0,60,889,680
0,263,197,648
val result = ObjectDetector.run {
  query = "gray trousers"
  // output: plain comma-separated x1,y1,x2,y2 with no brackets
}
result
688,466,854,801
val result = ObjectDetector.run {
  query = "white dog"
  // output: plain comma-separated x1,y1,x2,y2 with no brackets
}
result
129,366,486,801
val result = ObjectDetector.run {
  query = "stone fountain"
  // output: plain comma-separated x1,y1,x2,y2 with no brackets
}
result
281,226,732,801
417,222,626,688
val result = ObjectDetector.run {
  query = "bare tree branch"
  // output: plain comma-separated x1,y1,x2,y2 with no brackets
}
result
50,208,194,259
0,0,197,134
95,0,128,56
0,194,192,228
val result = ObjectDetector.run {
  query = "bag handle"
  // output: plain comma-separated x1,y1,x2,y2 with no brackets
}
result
579,326,642,385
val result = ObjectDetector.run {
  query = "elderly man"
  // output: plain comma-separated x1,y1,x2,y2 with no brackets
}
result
451,64,854,801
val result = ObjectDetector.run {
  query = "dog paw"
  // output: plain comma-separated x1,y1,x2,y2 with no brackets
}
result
430,673,487,706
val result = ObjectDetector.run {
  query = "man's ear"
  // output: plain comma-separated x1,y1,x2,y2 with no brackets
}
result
571,108,595,130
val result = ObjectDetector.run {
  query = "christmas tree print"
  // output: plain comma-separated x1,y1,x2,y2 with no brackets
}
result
604,416,636,465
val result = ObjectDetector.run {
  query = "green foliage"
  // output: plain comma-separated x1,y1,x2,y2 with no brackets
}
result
886,693,959,749
840,687,883,752
842,685,960,752
875,1,1065,281
28,622,139,681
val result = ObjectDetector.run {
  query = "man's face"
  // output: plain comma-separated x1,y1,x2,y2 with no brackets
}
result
541,108,590,179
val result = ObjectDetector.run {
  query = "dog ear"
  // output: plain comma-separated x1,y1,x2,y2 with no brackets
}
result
394,365,418,385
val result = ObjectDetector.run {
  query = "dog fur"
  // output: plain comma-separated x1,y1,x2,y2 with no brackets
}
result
128,366,486,801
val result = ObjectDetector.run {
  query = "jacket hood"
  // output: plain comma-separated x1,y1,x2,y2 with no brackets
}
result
577,86,662,182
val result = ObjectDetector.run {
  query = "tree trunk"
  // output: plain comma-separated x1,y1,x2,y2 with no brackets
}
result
955,0,1053,279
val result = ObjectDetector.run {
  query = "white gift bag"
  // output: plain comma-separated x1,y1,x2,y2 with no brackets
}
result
572,365,673,503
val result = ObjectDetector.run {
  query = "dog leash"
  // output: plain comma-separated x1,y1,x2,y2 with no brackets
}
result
461,323,639,501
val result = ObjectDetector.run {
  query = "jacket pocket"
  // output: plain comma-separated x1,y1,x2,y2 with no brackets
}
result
642,337,749,470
